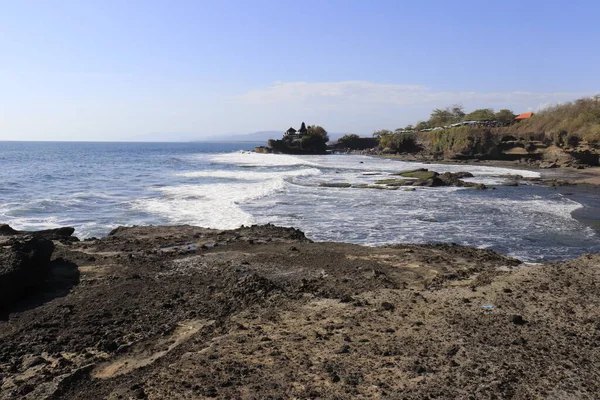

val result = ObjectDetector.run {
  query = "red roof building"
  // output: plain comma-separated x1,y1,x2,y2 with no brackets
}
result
515,112,534,120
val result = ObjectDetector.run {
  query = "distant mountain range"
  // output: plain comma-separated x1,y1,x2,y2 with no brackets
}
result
200,131,350,143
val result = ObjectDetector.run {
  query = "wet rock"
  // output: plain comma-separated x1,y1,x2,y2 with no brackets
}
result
378,171,485,189
0,224,18,235
0,237,54,310
319,182,352,188
394,169,439,180
0,224,76,241
540,161,558,169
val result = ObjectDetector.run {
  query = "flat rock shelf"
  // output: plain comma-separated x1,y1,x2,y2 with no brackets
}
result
1,224,599,399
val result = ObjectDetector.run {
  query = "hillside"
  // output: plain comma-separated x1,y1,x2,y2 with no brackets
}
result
507,95,600,143
358,96,600,167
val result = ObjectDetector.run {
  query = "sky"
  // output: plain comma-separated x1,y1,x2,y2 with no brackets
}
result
1,0,599,141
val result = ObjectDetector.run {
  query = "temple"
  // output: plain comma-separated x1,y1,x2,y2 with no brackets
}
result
283,122,308,140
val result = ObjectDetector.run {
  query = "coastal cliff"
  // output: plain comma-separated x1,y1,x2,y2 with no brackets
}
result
334,96,600,168
334,129,600,168
2,224,599,399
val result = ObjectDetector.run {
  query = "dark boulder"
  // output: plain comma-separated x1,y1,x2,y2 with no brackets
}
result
438,172,474,186
0,224,76,241
426,177,447,187
376,170,486,189
0,224,19,235
0,237,55,310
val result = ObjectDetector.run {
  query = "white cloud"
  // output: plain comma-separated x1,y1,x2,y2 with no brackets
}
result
237,81,429,106
236,80,594,109
2,80,597,141
226,81,598,134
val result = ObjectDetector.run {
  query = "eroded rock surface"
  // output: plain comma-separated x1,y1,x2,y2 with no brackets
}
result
0,236,54,310
1,224,599,399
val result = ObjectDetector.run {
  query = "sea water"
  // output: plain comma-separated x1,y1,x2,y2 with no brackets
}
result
1,141,599,262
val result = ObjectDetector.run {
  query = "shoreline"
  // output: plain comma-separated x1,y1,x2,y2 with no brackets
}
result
371,155,600,235
372,153,600,183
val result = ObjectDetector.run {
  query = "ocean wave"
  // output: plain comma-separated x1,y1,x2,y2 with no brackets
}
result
0,215,63,231
132,177,290,229
176,168,322,181
209,152,322,167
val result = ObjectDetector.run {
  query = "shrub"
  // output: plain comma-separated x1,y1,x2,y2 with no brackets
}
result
337,134,379,150
464,108,496,121
511,95,600,143
337,134,361,148
379,133,419,153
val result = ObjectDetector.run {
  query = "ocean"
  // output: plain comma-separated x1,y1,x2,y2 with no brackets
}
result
1,141,599,262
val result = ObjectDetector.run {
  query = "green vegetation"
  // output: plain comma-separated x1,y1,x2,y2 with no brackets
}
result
372,130,393,138
393,170,438,180
373,130,419,153
428,105,466,127
495,109,517,125
371,95,599,158
336,134,379,150
418,126,498,156
464,108,496,121
337,134,361,147
508,95,600,144
302,125,329,152
415,121,429,131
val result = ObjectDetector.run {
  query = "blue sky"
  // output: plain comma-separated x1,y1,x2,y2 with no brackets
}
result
1,0,599,141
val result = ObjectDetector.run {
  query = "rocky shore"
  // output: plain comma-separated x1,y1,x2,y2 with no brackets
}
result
2,224,600,399
332,132,600,170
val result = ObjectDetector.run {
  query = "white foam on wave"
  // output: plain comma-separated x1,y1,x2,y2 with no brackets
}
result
283,154,541,178
132,177,290,230
511,195,583,220
242,168,597,262
74,221,121,239
177,168,322,180
0,215,63,231
210,152,322,167
457,193,584,221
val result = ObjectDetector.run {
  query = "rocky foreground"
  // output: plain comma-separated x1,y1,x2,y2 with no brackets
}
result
1,225,599,399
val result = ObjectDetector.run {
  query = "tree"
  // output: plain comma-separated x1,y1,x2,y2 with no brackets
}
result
301,125,329,152
495,109,516,125
450,105,466,120
415,121,429,131
307,125,329,142
372,129,393,138
337,134,361,148
394,125,414,133
379,133,418,153
429,104,465,127
464,108,496,121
